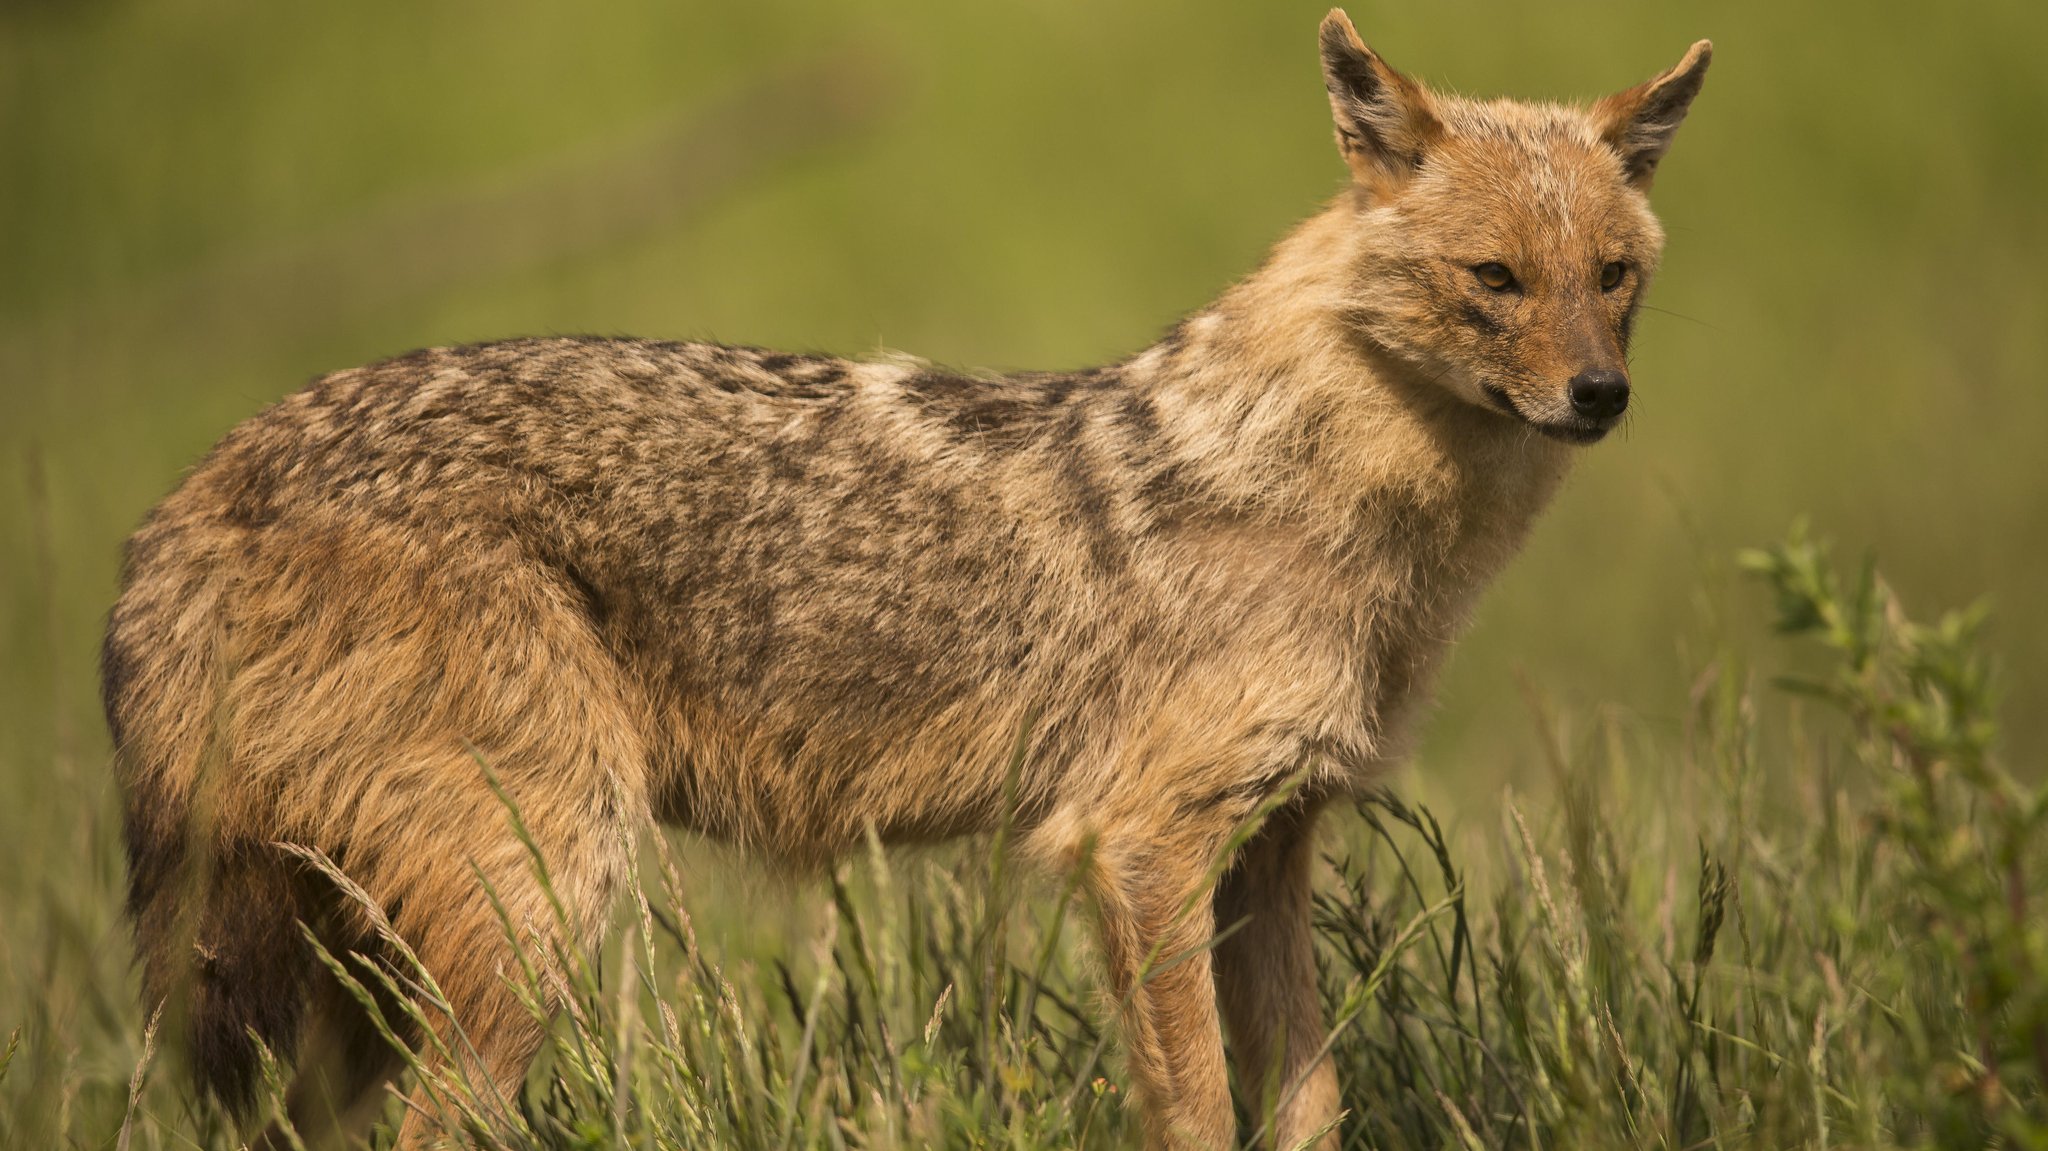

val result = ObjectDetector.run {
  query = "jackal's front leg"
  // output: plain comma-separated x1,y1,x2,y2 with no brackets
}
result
1087,830,1238,1151
1215,800,1340,1150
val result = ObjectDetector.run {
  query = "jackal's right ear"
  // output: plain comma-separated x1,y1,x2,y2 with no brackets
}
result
1319,9,1441,191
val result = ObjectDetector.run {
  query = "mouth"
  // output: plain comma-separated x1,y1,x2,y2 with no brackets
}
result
1480,385,1617,445
1533,420,1612,444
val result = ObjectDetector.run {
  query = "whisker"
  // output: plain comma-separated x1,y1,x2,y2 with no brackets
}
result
1636,304,1723,332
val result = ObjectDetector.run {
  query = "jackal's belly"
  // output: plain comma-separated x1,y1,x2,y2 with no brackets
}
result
635,572,1400,865
646,682,1058,863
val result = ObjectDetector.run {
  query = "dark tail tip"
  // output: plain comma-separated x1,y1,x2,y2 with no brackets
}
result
144,848,314,1112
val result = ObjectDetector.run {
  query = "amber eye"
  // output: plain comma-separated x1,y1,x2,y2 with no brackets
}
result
1600,261,1628,291
1473,262,1517,292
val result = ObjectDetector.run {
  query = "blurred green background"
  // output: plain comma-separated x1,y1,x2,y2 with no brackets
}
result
3,0,2044,879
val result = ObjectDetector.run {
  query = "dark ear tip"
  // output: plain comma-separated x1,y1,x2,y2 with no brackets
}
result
1320,9,1364,54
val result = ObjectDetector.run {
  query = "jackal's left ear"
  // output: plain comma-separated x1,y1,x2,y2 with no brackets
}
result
1320,9,1442,191
1595,40,1713,190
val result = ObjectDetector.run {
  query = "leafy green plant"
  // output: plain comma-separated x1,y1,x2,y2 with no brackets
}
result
1743,525,2048,1147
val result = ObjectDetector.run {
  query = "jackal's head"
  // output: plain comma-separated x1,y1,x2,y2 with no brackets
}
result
1319,10,1710,444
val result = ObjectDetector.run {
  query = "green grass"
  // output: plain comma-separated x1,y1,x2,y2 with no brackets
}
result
3,529,2044,1149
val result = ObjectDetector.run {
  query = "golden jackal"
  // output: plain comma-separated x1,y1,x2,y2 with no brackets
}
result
102,11,1709,1149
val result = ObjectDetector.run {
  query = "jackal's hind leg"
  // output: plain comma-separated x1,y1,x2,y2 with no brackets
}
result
252,948,414,1151
381,786,634,1150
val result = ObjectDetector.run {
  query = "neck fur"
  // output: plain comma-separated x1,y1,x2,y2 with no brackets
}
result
1126,200,1573,573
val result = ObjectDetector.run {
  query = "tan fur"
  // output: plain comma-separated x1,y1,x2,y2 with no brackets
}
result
101,12,1708,1148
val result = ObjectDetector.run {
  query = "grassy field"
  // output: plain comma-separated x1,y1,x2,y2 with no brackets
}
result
7,533,2046,1147
3,0,2045,1147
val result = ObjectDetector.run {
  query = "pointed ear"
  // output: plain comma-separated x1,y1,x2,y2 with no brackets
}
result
1319,9,1442,191
1594,40,1712,190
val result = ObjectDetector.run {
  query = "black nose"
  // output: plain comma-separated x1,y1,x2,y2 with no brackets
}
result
1569,369,1630,420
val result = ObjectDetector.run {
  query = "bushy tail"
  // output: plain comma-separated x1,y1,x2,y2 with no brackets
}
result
103,534,315,1112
